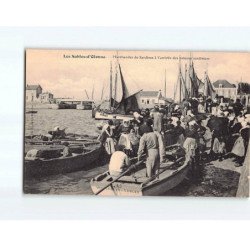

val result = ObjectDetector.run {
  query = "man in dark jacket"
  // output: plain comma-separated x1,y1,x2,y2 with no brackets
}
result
207,112,229,155
233,99,244,117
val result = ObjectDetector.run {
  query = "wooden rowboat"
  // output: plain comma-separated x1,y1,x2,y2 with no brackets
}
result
25,133,98,146
24,141,103,178
94,110,134,122
90,146,189,196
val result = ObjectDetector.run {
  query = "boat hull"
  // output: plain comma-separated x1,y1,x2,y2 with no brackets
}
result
50,103,77,109
90,158,189,196
142,163,189,196
91,177,143,196
76,105,92,110
24,144,103,178
94,111,134,121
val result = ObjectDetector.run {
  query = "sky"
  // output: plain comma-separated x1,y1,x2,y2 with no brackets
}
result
26,49,250,100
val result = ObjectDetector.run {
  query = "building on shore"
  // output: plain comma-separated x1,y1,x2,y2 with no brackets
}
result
40,92,54,103
26,84,54,103
212,79,237,101
138,90,173,109
26,84,43,102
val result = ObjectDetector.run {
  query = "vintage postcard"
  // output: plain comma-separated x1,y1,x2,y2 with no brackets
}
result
24,49,249,197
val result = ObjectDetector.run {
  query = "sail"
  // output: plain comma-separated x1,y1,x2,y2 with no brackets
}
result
185,59,201,98
114,64,140,114
174,67,188,103
203,71,216,98
197,76,205,95
97,61,140,114
188,61,199,98
124,90,141,113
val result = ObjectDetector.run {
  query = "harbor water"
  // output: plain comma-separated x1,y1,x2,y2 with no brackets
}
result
24,108,241,196
25,109,99,137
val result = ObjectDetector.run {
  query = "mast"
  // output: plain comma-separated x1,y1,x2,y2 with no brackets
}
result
164,69,166,98
186,52,192,97
109,61,113,109
179,58,182,103
31,94,34,141
100,83,104,101
85,89,89,99
174,59,183,103
184,64,187,87
113,63,118,108
91,84,94,100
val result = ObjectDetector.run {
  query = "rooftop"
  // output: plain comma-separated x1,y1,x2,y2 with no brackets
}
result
26,84,42,90
213,80,236,88
140,91,160,97
159,97,173,103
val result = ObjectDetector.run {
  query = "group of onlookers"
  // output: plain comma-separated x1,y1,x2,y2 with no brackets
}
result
98,96,249,180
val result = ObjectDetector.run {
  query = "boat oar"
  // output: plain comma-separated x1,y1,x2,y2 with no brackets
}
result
94,160,144,195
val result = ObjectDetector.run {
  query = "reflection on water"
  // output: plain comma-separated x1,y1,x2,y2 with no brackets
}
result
25,109,99,136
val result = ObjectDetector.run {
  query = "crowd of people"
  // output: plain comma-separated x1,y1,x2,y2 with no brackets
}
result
97,95,250,181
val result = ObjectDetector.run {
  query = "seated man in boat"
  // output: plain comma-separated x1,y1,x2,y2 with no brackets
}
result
109,145,131,176
137,130,165,178
41,133,53,141
48,126,66,139
61,141,72,157
25,149,41,160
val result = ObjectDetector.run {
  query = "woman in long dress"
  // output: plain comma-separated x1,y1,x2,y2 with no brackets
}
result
231,122,249,165
98,120,116,156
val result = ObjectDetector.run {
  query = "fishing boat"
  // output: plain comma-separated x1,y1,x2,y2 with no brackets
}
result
94,110,134,121
50,102,77,109
25,133,98,145
93,61,142,121
90,145,189,196
26,110,38,114
24,140,103,178
76,101,93,110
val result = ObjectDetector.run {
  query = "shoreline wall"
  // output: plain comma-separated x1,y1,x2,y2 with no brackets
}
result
26,102,51,109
